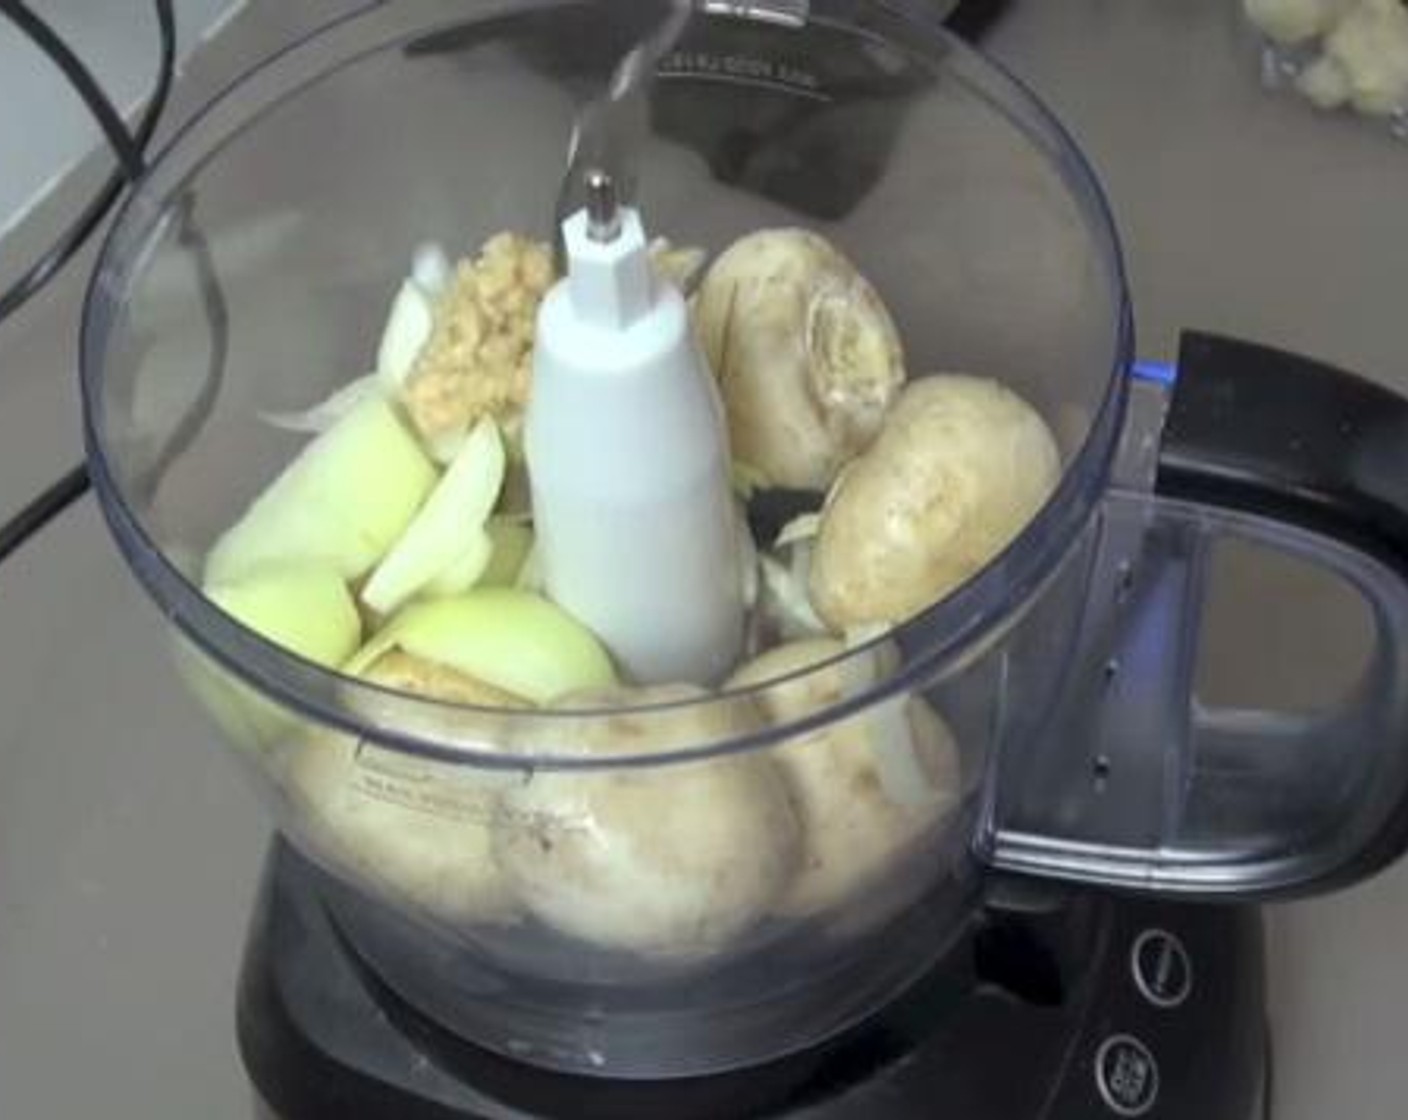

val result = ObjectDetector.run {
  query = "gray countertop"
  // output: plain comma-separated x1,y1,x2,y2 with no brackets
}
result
0,0,242,240
1,1,1405,1117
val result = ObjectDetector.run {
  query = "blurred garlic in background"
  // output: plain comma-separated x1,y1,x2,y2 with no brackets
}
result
1245,0,1408,128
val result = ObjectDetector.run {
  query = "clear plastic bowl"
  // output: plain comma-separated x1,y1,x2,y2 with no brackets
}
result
80,0,1129,1078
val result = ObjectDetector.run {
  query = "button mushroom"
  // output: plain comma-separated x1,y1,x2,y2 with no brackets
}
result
728,640,960,921
809,374,1060,631
492,685,802,962
694,229,906,492
283,651,531,929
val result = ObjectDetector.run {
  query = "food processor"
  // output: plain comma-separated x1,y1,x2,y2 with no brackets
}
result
75,2,1408,1118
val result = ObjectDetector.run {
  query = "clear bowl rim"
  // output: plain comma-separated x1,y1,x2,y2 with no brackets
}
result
80,0,1134,771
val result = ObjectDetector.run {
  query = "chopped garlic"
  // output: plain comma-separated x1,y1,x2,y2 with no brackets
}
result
402,233,556,445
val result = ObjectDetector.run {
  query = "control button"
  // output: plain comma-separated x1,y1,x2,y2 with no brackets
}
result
1131,928,1192,1009
1096,1034,1160,1117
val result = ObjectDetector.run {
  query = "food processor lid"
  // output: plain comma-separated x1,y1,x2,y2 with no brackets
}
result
78,0,1133,768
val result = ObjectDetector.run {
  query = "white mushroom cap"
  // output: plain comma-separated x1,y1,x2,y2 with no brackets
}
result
493,685,802,961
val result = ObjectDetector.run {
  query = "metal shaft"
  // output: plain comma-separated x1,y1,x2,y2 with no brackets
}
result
585,168,622,243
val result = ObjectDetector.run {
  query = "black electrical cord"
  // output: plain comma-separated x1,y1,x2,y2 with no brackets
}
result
0,0,175,565
0,0,174,319
0,463,91,568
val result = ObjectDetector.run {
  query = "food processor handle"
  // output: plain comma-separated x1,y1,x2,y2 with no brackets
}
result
982,331,1408,900
1158,333,1408,560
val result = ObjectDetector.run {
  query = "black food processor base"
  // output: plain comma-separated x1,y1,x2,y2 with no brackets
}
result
239,844,1268,1120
